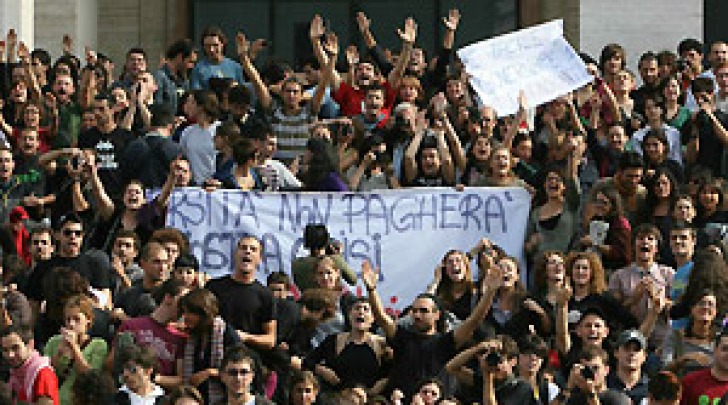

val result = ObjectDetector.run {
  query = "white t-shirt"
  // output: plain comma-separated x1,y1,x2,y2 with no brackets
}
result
629,123,683,165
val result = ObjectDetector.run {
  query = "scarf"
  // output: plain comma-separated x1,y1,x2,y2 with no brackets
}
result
9,350,52,402
183,316,226,403
12,224,31,267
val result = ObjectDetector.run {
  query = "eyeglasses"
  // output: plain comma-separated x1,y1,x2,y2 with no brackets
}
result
226,368,253,377
62,229,83,237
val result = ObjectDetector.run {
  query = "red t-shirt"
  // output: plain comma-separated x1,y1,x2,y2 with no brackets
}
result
16,367,59,405
11,127,52,154
332,81,396,117
681,367,728,405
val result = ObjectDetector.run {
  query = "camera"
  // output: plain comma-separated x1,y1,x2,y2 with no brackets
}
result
676,59,689,72
71,155,84,170
485,351,502,367
580,366,595,380
304,224,330,252
394,114,409,129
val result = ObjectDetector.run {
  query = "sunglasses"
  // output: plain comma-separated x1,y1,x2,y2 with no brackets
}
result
32,239,50,246
226,368,253,377
63,229,83,237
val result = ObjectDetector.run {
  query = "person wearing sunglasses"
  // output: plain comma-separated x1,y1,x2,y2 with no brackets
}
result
218,345,273,405
22,213,113,313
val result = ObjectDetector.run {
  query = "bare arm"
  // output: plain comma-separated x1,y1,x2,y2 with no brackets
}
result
601,83,622,123
453,268,501,348
403,112,427,183
361,260,397,340
444,343,482,386
704,108,728,145
119,89,137,131
312,33,338,115
502,91,528,150
238,32,272,110
554,285,572,354
442,9,461,50
239,320,277,350
387,18,417,88
348,152,374,191
356,12,377,49
434,129,455,185
88,159,115,221
309,15,330,66
310,15,341,92
442,105,466,172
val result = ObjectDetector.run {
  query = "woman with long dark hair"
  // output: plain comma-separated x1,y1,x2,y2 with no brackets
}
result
637,168,680,263
179,289,245,404
301,138,348,191
481,256,550,339
579,185,632,271
640,128,684,183
662,289,720,376
694,179,728,246
427,250,477,321
459,133,493,186
525,163,581,261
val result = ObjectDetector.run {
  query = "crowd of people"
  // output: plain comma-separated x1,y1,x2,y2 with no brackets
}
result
0,6,726,405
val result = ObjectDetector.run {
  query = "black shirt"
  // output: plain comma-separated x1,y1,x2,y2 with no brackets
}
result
472,373,539,405
692,110,728,178
385,327,457,398
205,277,276,335
606,371,649,404
23,251,111,301
78,126,134,198
566,388,631,405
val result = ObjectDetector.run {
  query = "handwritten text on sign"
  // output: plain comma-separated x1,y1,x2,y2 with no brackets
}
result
166,187,531,308
457,19,592,116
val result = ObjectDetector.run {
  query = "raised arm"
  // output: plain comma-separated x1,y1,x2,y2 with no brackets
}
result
362,260,397,340
237,32,272,110
6,29,17,64
440,97,466,172
434,128,455,185
348,152,374,191
387,17,417,88
502,91,528,151
554,283,572,355
403,114,426,184
87,157,115,221
310,15,342,92
309,15,329,66
356,12,394,75
312,32,338,115
601,82,622,123
566,97,586,135
442,9,461,51
453,266,500,348
18,42,41,103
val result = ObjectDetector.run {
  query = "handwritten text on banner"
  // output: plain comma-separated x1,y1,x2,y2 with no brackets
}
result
457,19,592,116
166,187,531,309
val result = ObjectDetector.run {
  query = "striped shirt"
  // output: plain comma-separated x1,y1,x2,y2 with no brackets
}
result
268,101,314,162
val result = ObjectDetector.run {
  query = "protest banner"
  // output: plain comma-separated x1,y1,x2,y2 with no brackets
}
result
166,187,531,311
457,19,592,116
